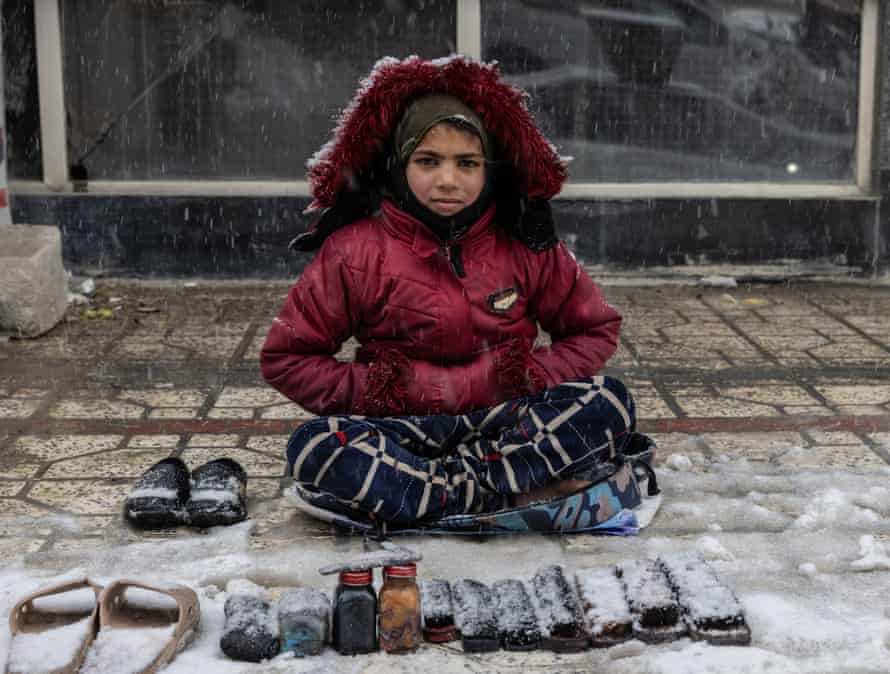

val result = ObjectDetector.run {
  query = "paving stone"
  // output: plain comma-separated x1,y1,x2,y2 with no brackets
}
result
634,394,675,419
207,408,255,420
119,389,207,407
775,445,885,470
164,334,244,359
179,447,286,476
28,480,131,516
10,388,48,398
0,481,24,497
247,478,286,500
704,432,805,461
49,400,145,420
0,399,41,418
676,396,781,418
149,407,201,419
812,384,890,407
215,386,287,407
111,337,187,359
0,458,42,478
242,335,265,361
806,431,863,445
43,448,173,479
187,433,241,447
259,404,314,420
13,435,124,461
245,435,290,455
0,538,45,555
127,434,181,449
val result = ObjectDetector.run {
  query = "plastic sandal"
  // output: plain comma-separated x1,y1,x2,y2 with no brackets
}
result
80,580,200,674
123,458,191,528
6,577,102,674
186,458,248,528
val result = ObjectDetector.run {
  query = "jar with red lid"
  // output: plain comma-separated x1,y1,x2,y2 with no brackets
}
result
378,563,421,653
332,569,377,655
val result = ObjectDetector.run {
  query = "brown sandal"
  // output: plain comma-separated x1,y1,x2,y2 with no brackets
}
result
6,577,102,674
79,580,200,674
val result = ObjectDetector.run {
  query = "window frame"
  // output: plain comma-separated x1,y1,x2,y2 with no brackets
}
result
11,0,881,200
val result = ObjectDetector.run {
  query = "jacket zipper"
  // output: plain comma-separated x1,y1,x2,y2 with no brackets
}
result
446,244,466,278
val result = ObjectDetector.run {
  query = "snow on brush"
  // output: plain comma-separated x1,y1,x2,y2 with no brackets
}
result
1,460,890,672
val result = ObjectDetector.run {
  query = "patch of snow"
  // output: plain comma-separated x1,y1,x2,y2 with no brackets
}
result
696,535,735,561
31,587,96,613
793,489,881,530
665,454,692,471
850,535,890,572
700,275,738,288
7,616,93,673
189,489,239,505
126,487,178,500
80,625,175,674
798,562,818,577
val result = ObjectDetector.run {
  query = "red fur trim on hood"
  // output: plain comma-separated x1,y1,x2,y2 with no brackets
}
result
307,55,567,212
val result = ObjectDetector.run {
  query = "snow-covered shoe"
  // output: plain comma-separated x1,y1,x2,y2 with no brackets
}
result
531,565,587,653
6,577,102,674
658,553,752,646
452,580,500,653
83,580,200,674
574,567,633,648
186,458,247,528
220,595,280,663
124,458,190,528
420,579,458,643
622,432,661,497
616,559,686,644
492,579,541,651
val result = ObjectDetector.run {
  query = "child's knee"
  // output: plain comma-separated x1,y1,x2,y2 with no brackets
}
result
285,418,340,477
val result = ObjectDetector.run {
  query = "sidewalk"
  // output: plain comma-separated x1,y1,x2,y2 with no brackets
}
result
1,278,889,672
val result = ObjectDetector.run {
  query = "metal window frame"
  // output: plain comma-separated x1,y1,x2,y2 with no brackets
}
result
15,0,880,200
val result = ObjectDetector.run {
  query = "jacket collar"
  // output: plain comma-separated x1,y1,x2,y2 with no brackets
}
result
380,199,496,258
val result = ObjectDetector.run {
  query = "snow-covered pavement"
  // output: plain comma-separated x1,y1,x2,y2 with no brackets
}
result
1,280,889,672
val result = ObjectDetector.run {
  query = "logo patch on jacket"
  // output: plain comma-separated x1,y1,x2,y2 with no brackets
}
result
487,287,520,313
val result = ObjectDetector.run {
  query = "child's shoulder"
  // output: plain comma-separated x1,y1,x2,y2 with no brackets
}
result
317,214,387,269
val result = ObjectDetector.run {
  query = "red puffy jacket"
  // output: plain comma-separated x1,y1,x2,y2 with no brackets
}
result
261,200,621,415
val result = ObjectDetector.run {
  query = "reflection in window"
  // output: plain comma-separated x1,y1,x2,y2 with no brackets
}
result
483,0,862,182
3,0,41,180
62,1,456,180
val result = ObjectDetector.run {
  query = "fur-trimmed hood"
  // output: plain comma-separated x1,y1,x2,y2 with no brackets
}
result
292,55,566,252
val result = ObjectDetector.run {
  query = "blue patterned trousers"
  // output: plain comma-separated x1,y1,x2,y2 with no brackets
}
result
286,376,636,525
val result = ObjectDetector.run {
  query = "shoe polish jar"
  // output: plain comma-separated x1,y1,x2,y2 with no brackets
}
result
277,587,330,657
332,569,377,655
378,563,421,653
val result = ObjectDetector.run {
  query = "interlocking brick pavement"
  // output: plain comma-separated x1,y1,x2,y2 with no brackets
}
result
0,279,888,553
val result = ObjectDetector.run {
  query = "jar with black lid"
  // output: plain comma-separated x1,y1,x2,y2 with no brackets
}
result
332,569,378,655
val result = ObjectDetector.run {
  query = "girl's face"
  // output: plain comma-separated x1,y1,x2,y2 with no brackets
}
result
405,122,486,217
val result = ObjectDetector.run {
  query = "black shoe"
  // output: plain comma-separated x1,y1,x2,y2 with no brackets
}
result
124,457,191,528
186,458,248,528
622,432,661,496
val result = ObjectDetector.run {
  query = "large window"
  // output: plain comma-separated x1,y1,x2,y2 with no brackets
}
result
3,0,41,179
482,0,862,183
7,0,878,194
61,0,456,180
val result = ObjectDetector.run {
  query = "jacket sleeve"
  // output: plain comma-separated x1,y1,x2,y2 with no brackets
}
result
260,241,371,415
526,242,622,386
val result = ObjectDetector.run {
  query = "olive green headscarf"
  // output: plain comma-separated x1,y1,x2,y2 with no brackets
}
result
393,93,493,163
